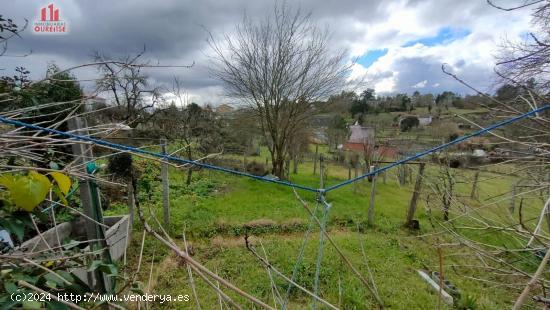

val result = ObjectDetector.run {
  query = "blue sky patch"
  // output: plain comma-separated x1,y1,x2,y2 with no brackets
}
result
356,48,388,68
403,26,471,47
519,31,534,42
356,27,470,68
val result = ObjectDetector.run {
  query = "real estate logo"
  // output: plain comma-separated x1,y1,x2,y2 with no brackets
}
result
33,3,67,34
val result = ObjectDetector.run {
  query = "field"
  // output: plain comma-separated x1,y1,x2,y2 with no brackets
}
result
104,145,546,309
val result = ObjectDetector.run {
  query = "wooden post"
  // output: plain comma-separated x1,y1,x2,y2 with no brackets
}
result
406,163,426,228
68,118,98,247
127,182,135,226
398,163,405,186
398,165,402,185
313,144,319,175
68,117,109,293
319,155,324,189
161,139,170,227
365,163,371,183
470,171,480,200
348,163,351,180
368,165,376,226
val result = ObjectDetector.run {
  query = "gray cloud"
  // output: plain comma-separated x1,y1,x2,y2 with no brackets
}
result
0,0,531,104
390,57,494,95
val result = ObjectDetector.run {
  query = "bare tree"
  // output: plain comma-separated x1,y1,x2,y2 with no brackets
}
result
153,78,225,184
94,51,164,128
419,3,550,308
209,3,351,179
493,0,550,92
434,157,456,221
0,15,28,57
288,124,311,174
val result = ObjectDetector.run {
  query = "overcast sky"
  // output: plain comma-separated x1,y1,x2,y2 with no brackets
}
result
1,0,532,105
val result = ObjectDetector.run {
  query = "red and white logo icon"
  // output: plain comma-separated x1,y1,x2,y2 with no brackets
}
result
34,3,67,34
41,4,60,22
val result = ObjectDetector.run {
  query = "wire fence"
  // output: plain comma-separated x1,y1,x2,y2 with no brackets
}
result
2,103,550,310
1,104,548,194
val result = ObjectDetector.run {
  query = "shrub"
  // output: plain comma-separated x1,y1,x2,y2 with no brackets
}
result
107,153,133,180
448,132,460,142
246,161,266,176
449,158,462,168
400,116,419,132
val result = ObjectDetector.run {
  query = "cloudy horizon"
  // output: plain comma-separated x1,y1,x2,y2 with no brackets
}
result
1,0,532,106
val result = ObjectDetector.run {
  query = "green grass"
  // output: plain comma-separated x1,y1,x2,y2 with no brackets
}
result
140,232,511,309
106,151,546,309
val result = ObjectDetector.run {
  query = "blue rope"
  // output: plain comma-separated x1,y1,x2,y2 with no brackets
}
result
0,116,321,193
0,105,548,193
323,105,550,192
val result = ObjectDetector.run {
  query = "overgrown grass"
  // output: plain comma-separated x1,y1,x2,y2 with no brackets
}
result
108,152,545,309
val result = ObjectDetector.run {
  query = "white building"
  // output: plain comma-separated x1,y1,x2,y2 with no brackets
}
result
418,115,433,126
348,122,375,144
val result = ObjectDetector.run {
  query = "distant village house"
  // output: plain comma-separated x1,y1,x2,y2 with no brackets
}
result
340,122,397,158
398,114,433,127
215,104,234,114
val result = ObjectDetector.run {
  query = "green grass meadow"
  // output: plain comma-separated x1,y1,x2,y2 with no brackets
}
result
104,148,547,309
